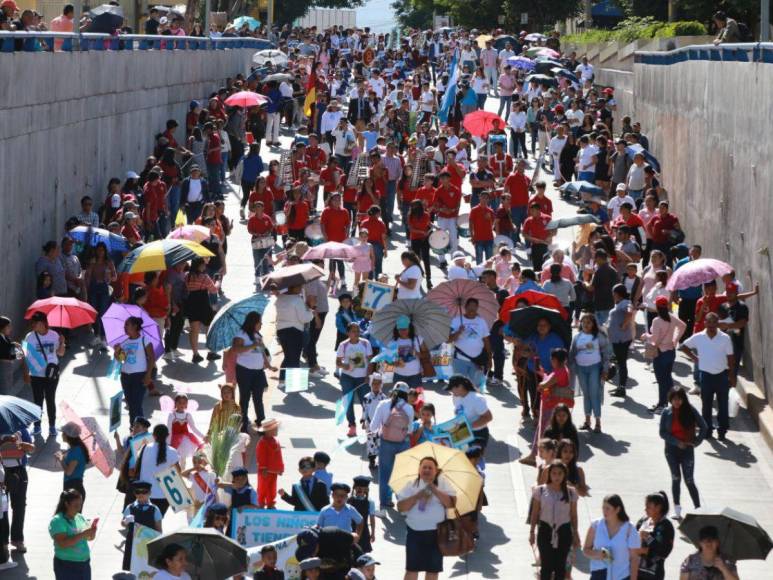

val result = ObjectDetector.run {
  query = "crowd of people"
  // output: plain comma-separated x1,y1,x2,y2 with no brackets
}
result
0,18,762,580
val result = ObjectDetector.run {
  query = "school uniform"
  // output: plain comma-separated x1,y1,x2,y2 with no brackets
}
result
121,501,162,571
279,476,330,512
348,495,376,553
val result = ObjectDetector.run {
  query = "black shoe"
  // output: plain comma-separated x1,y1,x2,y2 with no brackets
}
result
610,388,627,398
718,433,727,441
192,353,204,363
579,422,592,431
706,432,715,440
207,352,222,361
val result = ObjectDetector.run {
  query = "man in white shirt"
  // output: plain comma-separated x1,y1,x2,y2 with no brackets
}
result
566,100,585,132
368,70,386,99
607,184,636,220
447,251,478,281
320,100,343,141
508,105,527,158
680,313,735,440
625,152,648,201
479,40,499,95
575,56,594,82
498,42,515,71
331,117,356,172
576,135,599,182
548,125,568,178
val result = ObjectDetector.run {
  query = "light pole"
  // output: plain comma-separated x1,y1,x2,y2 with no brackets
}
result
762,0,770,41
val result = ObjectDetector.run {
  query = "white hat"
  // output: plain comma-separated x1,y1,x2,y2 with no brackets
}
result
452,250,466,261
126,171,139,179
393,381,410,394
616,183,627,192
159,16,168,25
124,211,137,220
369,373,383,384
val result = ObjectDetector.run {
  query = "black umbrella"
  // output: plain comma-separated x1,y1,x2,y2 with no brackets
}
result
88,4,124,34
493,35,518,51
147,527,247,579
508,306,571,347
534,61,560,75
680,507,773,561
525,74,557,88
546,214,600,229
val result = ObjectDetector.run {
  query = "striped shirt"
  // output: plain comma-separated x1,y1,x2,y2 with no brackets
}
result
186,273,218,294
383,155,403,181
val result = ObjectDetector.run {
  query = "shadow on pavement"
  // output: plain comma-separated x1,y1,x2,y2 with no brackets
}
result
704,438,757,468
610,395,653,419
485,382,520,409
583,432,631,457
272,393,335,419
449,515,508,578
486,436,520,465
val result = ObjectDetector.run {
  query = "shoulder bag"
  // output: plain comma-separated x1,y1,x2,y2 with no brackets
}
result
437,507,477,556
35,332,60,381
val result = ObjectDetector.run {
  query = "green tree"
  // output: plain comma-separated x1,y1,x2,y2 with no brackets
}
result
503,0,583,30
275,0,366,26
392,0,435,29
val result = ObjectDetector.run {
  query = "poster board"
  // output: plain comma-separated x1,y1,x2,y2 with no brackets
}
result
361,281,395,312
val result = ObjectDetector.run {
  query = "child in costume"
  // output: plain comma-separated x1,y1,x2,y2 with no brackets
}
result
207,383,241,439
278,456,330,512
313,451,333,494
347,476,376,553
361,373,387,468
255,418,284,508
165,394,204,468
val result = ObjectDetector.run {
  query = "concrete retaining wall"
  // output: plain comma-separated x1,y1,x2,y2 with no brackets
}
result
634,59,773,400
0,48,253,322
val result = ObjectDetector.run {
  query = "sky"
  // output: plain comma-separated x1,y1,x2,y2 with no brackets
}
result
355,0,398,33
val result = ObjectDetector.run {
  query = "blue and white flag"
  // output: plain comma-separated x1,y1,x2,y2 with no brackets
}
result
437,49,460,124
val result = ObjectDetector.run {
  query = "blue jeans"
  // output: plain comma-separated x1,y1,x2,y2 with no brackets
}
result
510,205,527,243
700,370,730,436
220,151,229,182
54,557,91,580
664,444,700,507
497,95,512,119
629,188,644,202
207,163,223,199
370,242,384,278
88,281,111,338
578,170,595,182
120,372,146,426
594,309,611,326
339,373,366,427
653,348,676,406
474,240,494,264
378,438,410,507
576,362,603,418
476,93,487,109
383,181,397,228
252,247,272,277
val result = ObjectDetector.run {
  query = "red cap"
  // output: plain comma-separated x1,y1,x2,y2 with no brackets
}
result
655,296,669,308
292,180,301,187
0,0,19,11
725,281,739,293
554,104,565,113
603,87,614,95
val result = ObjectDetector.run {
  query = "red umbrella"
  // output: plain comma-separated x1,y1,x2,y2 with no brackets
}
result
59,401,115,478
224,91,268,108
499,290,568,323
462,110,507,138
24,297,97,329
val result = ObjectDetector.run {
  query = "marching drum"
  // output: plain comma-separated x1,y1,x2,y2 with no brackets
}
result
274,211,288,235
429,229,450,256
305,223,324,246
456,214,470,238
251,236,274,250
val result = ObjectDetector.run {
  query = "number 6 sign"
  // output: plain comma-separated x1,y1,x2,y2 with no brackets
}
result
154,465,193,512
361,281,395,312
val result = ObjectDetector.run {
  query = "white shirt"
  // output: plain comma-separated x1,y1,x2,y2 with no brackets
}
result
578,144,599,172
279,80,294,98
448,264,477,281
566,108,585,127
460,48,477,63
626,163,647,191
574,332,602,366
23,330,60,377
471,76,488,95
274,293,314,331
138,443,181,500
389,337,423,376
397,265,423,299
452,390,489,423
119,336,149,374
336,339,373,378
683,330,734,374
368,77,385,98
234,330,267,370
498,49,515,67
450,315,490,358
508,110,527,132
187,178,203,203
219,129,230,153
576,63,594,81
607,194,635,220
369,398,415,434
397,476,457,531
420,90,435,112
549,135,567,158
153,571,193,580
332,128,355,156
320,110,343,134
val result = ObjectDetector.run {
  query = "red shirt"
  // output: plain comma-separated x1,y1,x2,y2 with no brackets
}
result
143,180,167,222
372,166,387,199
256,435,284,472
206,132,222,165
304,147,328,171
122,223,142,244
442,162,465,191
613,212,645,230
163,129,179,150
343,185,358,204
495,206,514,233
248,189,274,215
504,172,531,207
407,211,431,241
522,213,552,243
320,206,351,242
414,185,435,207
319,167,344,193
291,157,307,180
433,184,462,218
469,204,495,242
488,153,513,179
400,181,418,204
648,212,680,244
693,294,727,333
670,411,689,443
359,215,387,245
248,214,274,236
529,194,553,216
268,173,285,202
284,200,310,230
357,191,380,214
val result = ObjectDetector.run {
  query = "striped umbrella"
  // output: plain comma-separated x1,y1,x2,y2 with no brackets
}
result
117,239,213,273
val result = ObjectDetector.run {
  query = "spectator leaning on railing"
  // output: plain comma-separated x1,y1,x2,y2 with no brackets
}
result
712,11,741,45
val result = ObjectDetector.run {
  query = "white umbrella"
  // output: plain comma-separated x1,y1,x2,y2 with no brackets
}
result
252,49,288,67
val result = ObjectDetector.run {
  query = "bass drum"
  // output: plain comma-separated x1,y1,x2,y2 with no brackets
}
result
274,211,288,235
304,223,324,246
456,213,470,238
429,229,450,256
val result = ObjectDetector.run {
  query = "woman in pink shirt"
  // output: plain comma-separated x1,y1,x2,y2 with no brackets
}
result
645,296,686,413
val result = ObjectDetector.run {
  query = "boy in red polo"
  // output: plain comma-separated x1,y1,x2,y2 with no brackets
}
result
469,191,496,263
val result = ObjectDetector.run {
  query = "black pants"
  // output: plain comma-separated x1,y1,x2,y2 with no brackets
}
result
31,376,58,430
489,323,505,380
410,238,432,285
277,327,303,381
303,312,327,368
665,444,700,507
165,309,185,351
537,521,572,580
612,341,632,388
240,180,255,208
3,466,27,542
678,297,698,341
328,259,345,281
531,243,549,271
65,478,86,508
236,365,268,431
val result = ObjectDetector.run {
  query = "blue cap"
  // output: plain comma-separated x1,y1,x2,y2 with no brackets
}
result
395,315,411,330
189,100,200,110
231,467,248,477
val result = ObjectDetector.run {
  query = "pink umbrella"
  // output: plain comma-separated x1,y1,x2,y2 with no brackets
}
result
666,258,734,291
224,91,269,108
427,279,500,326
59,401,115,478
24,297,97,329
302,241,359,261
536,48,560,59
167,225,210,243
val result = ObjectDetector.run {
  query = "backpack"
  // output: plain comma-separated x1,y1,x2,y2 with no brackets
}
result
737,22,753,42
381,404,410,442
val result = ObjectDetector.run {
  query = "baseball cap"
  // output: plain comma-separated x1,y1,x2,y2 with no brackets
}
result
395,315,411,330
655,296,669,308
725,281,739,293
616,183,627,192
452,250,466,261
393,381,410,394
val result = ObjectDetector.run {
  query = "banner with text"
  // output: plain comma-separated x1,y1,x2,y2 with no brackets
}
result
231,508,319,547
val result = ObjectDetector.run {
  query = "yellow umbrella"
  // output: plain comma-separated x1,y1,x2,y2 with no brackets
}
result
389,441,483,516
117,239,214,273
476,34,493,49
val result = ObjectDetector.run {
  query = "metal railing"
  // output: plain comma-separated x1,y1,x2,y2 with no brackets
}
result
635,42,773,65
0,31,275,53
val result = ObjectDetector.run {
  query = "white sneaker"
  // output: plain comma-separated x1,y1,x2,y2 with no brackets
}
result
672,505,682,520
163,352,176,361
0,561,18,570
374,509,387,518
172,349,183,358
277,381,286,390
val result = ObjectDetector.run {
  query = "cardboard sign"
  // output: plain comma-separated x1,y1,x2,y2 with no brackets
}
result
154,465,194,512
361,281,394,312
435,414,475,449
130,523,161,577
284,368,310,393
231,508,319,547
246,535,301,579
109,391,123,432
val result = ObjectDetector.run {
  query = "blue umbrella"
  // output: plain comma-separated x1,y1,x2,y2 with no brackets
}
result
0,396,42,433
232,16,260,31
206,294,270,352
552,67,579,84
68,226,129,254
559,181,605,197
506,55,535,71
625,144,661,173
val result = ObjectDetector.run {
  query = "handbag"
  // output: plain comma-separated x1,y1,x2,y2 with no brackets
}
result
437,508,477,557
35,332,60,381
419,348,435,378
644,342,658,360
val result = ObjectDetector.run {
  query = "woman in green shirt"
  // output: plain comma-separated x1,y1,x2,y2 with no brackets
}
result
48,489,96,579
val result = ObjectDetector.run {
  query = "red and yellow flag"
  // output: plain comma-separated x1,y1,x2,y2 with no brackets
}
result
303,62,317,117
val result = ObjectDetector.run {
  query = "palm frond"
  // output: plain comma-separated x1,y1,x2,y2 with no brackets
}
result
206,413,243,477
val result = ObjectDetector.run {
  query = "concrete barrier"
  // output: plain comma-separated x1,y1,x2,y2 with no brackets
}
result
0,48,254,323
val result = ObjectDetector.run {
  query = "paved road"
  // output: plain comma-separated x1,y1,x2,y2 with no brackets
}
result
7,96,773,579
